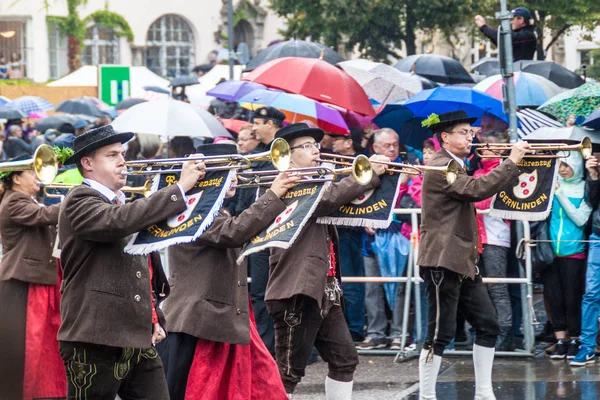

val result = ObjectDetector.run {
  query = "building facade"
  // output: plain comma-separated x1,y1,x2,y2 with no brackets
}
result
0,0,286,83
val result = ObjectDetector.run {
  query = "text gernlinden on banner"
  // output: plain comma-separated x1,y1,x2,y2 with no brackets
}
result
489,158,559,221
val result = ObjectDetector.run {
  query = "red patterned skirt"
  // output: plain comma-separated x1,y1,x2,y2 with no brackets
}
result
184,301,288,400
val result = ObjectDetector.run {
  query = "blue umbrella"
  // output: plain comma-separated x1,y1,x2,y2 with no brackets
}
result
403,87,508,125
374,105,432,149
206,81,266,102
12,96,54,114
0,96,11,107
583,107,600,130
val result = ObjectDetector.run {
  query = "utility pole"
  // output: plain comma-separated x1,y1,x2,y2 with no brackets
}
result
497,0,518,143
227,0,235,80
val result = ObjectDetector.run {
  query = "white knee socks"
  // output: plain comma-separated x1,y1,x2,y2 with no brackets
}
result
419,349,442,400
325,376,353,400
473,344,496,400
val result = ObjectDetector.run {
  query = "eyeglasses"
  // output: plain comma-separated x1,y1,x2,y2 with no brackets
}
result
451,129,476,138
291,142,321,151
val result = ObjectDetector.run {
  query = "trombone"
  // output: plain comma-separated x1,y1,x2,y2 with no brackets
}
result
124,138,291,176
319,153,461,184
43,181,153,200
235,154,373,188
0,144,58,185
472,137,593,160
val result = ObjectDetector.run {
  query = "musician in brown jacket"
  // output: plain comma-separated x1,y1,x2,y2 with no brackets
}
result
158,143,298,400
265,123,389,399
57,125,205,399
0,154,65,400
417,111,529,400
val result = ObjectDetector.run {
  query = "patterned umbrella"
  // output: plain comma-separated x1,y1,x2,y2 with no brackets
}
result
474,72,565,107
0,96,11,107
538,82,600,125
238,89,349,135
338,60,422,106
12,96,54,114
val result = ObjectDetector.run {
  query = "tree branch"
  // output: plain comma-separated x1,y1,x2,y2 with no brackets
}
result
545,24,571,52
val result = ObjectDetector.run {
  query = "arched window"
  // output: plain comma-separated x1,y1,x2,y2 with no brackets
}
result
83,25,119,65
146,15,194,78
233,20,254,56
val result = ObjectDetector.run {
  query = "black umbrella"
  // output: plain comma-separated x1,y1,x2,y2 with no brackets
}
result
115,98,147,111
169,76,200,87
34,114,78,132
514,60,585,89
470,57,500,77
394,54,474,85
244,39,345,72
0,105,26,119
416,75,439,90
56,99,106,118
143,86,170,95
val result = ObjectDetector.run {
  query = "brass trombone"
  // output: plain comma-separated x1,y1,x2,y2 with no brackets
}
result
43,181,153,200
124,138,291,176
319,153,461,184
0,144,58,185
235,154,373,188
472,137,593,160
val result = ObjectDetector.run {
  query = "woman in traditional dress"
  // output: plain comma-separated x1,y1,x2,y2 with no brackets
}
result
0,155,66,400
157,143,297,400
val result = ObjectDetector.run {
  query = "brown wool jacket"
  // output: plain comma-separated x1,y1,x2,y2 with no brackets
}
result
58,184,186,349
0,190,60,285
266,174,381,307
418,149,520,279
163,190,286,345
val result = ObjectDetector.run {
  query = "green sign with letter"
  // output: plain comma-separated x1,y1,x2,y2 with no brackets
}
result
98,65,131,106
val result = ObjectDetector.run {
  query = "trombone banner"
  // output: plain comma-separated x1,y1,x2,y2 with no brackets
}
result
489,157,559,221
125,169,235,255
317,172,402,229
238,181,329,262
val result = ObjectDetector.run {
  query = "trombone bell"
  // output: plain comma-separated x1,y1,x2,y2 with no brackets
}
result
0,144,58,185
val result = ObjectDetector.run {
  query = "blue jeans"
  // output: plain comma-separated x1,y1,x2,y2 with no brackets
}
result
580,233,600,351
338,229,365,337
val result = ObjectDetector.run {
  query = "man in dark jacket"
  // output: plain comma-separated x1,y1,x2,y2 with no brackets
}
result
475,6,537,61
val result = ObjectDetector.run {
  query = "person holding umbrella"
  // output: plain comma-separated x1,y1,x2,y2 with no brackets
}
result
474,7,537,62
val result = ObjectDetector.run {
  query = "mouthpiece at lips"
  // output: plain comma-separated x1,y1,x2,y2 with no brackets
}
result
120,170,129,177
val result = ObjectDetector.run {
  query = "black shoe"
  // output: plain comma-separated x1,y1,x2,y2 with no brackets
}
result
550,340,568,360
350,331,364,344
567,339,581,360
536,321,556,343
496,333,515,352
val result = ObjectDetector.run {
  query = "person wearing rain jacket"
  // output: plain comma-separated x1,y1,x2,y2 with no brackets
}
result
545,151,592,361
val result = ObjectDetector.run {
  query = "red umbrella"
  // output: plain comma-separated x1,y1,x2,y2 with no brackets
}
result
242,57,375,117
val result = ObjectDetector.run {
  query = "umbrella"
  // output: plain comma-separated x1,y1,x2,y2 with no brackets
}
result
220,118,248,135
244,39,345,72
116,98,148,111
470,57,500,77
243,57,374,116
338,60,422,105
373,105,432,149
56,99,107,118
416,75,439,90
474,72,565,107
403,87,508,124
170,76,200,87
75,96,109,109
238,89,349,135
12,96,54,114
143,86,170,95
583,108,600,130
0,96,11,107
111,98,231,138
538,82,600,125
34,114,79,132
206,81,266,102
516,108,563,138
523,126,600,145
0,105,26,119
515,60,585,89
393,54,474,85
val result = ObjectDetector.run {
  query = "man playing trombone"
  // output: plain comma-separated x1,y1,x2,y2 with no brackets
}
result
57,125,206,399
417,111,529,400
265,123,389,399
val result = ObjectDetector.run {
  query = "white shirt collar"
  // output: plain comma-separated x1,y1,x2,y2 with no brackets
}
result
83,178,127,204
444,148,465,169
